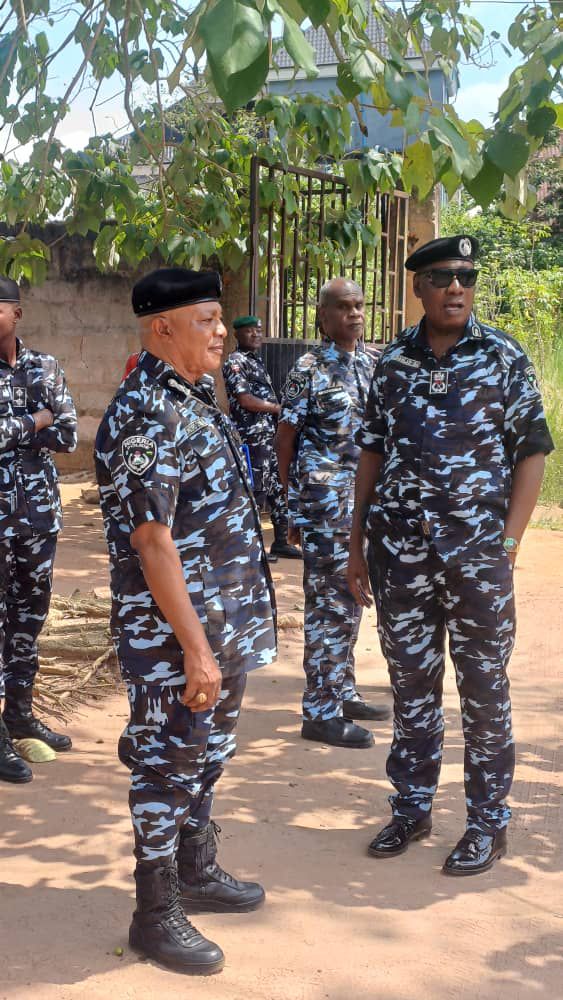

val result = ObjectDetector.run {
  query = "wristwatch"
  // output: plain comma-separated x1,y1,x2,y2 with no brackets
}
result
502,536,519,555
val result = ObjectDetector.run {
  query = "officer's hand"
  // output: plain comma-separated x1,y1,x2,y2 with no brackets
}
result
347,549,373,608
181,649,222,712
32,408,54,431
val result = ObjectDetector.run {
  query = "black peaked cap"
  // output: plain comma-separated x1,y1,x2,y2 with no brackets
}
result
405,235,479,271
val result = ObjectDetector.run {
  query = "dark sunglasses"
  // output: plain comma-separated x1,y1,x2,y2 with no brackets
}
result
420,268,479,288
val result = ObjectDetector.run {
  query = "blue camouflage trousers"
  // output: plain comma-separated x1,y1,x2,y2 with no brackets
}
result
118,673,247,862
250,441,288,531
301,528,361,721
0,531,57,698
368,536,516,833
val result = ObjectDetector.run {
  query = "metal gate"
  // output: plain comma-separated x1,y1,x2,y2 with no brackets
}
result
249,157,409,352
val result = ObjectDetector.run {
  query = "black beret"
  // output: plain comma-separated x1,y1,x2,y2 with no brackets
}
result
132,267,222,316
233,315,261,330
405,235,479,271
0,275,20,303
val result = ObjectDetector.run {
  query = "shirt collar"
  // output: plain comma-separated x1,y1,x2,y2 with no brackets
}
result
409,313,484,350
320,337,360,364
0,337,28,370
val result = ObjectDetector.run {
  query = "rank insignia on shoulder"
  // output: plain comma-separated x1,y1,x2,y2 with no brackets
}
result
284,373,308,400
471,324,482,339
167,377,191,398
524,365,539,392
12,386,27,408
429,370,449,395
122,435,157,475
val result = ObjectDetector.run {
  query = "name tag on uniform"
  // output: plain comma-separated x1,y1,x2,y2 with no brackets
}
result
12,386,27,408
185,416,207,436
395,354,421,370
429,370,449,395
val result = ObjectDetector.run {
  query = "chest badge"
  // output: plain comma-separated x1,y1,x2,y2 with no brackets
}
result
429,370,449,395
122,435,157,476
12,386,27,408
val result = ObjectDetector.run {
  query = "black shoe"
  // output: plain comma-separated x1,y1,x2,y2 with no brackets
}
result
442,828,507,877
0,717,32,783
301,717,374,749
3,686,72,752
368,816,432,858
343,699,391,722
267,551,279,563
269,541,302,560
129,861,224,975
178,822,265,914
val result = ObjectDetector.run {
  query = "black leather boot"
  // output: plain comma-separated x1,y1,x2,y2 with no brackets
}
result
3,685,72,751
178,822,265,913
442,827,508,876
0,715,32,783
301,716,374,749
368,815,432,858
343,698,391,722
129,860,224,974
270,522,302,560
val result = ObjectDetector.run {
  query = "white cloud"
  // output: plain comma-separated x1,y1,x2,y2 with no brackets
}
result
453,75,509,126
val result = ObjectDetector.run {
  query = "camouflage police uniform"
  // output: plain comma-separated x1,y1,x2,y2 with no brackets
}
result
0,339,77,702
358,312,554,834
95,350,277,863
279,339,374,721
223,348,287,529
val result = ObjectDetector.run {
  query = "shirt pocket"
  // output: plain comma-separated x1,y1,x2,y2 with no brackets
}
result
315,387,352,422
185,426,236,495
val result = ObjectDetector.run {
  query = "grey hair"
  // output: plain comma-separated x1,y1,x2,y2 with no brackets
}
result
318,277,363,307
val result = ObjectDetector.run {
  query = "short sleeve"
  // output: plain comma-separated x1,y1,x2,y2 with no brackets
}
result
279,366,311,431
223,356,252,401
99,409,180,532
356,361,386,453
504,354,554,465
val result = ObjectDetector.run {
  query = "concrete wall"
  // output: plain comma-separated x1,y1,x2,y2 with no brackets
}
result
7,226,249,471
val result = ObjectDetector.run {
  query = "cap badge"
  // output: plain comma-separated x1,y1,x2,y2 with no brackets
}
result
459,238,472,257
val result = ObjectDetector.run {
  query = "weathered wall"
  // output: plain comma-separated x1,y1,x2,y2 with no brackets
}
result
405,190,440,327
6,226,249,470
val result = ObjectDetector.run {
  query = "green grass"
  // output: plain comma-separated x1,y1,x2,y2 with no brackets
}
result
534,342,563,506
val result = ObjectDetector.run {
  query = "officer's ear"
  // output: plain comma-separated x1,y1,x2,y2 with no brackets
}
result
151,315,172,340
412,274,423,301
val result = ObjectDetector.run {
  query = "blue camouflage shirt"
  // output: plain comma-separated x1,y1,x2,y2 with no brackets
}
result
357,314,554,563
94,350,277,686
222,349,278,447
279,339,375,529
0,339,77,537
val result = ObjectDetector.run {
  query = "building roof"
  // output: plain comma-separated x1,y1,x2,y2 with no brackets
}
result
275,9,431,69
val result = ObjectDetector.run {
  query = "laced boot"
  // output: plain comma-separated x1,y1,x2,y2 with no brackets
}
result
0,715,32,783
269,521,302,560
178,821,265,913
3,685,72,751
129,860,224,974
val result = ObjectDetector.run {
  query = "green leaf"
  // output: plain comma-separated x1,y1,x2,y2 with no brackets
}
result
430,113,481,179
282,15,317,78
199,0,267,77
384,64,413,112
526,105,557,138
207,46,269,112
485,131,529,180
349,47,382,92
337,63,362,101
463,157,503,209
402,139,435,200
299,0,330,29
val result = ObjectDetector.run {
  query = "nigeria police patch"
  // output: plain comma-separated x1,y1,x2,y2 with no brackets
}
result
285,373,307,400
122,435,157,475
524,365,539,392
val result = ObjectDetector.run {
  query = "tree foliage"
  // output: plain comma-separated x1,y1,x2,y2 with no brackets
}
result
0,0,561,281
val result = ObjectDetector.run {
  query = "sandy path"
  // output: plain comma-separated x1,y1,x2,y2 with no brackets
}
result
1,484,561,1000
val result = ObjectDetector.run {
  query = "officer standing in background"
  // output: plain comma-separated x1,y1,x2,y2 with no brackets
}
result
276,277,390,750
348,236,554,874
0,276,77,784
95,268,277,975
223,315,301,561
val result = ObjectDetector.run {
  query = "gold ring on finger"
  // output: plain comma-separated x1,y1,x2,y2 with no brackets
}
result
195,692,208,706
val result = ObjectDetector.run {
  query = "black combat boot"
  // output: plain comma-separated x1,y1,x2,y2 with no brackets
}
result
0,715,32,783
269,521,302,560
129,860,224,974
3,685,72,751
178,822,265,913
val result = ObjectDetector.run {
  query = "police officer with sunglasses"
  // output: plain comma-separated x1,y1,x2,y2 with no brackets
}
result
347,235,554,875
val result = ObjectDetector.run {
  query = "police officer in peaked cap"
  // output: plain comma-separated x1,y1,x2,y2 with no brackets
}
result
95,267,277,974
348,235,554,875
0,276,77,783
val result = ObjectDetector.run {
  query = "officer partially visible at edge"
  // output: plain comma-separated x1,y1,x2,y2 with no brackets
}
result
222,315,301,561
347,236,554,875
276,277,390,751
0,276,77,784
95,268,276,975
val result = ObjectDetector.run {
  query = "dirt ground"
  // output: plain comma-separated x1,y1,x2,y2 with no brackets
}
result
1,482,561,1000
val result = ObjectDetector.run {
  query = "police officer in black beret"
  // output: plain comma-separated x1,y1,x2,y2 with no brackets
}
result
0,276,77,783
95,267,277,974
348,235,554,875
223,315,301,561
